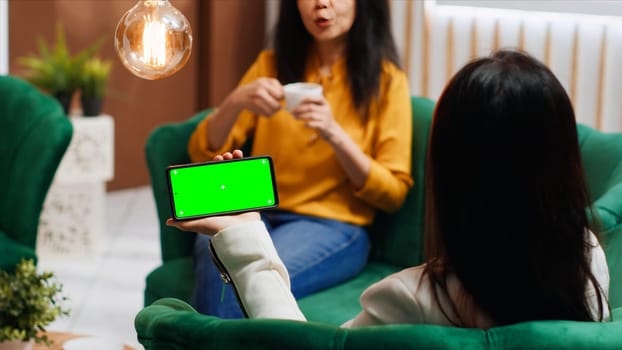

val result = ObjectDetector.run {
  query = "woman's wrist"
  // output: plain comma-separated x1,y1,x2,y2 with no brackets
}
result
323,122,347,148
221,89,245,115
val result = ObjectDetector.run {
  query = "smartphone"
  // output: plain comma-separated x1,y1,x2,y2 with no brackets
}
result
166,156,279,220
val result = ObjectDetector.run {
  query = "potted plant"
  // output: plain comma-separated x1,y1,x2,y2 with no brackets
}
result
80,57,113,117
17,22,103,115
0,259,70,350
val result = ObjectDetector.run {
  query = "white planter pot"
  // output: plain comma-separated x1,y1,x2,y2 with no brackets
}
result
0,339,34,350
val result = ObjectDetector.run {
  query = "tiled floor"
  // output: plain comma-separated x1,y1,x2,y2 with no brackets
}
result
38,186,161,350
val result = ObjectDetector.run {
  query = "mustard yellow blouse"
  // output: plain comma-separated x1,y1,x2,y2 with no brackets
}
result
188,50,413,225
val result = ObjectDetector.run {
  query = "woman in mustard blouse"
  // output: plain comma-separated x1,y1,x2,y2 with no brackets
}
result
187,0,413,318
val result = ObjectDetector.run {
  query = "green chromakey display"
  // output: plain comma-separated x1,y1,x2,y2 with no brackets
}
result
167,156,278,220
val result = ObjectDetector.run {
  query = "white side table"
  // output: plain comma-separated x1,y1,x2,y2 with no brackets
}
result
37,115,114,259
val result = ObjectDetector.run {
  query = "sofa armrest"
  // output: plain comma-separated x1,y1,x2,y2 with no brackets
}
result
135,298,622,350
145,110,212,262
0,230,37,271
135,298,342,350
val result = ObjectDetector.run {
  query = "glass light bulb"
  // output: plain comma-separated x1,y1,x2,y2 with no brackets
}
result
115,0,192,80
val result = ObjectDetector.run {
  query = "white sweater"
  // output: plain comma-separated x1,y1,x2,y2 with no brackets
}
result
211,221,610,327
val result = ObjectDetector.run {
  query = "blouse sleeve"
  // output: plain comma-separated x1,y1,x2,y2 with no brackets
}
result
187,51,274,162
353,66,413,212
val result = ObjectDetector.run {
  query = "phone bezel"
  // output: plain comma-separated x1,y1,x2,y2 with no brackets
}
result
166,155,279,221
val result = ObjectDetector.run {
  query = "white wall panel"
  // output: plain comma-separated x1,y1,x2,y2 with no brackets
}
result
451,13,474,73
547,19,576,98
601,23,622,132
427,10,450,99
575,22,605,128
0,0,8,75
521,16,548,62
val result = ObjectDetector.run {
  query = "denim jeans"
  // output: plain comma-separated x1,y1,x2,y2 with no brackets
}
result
191,210,370,318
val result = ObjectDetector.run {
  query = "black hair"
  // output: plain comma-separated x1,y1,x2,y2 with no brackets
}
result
424,49,607,325
274,0,400,112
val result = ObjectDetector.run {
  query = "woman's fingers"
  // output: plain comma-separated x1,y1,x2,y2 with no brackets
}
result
213,150,243,161
264,78,285,100
232,149,244,158
245,78,284,115
166,217,217,236
166,211,261,235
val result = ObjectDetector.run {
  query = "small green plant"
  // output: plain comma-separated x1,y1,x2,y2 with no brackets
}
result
17,21,104,100
80,57,113,99
0,259,70,346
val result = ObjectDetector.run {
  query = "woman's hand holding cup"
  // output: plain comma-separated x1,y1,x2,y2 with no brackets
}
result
232,78,284,116
285,83,341,144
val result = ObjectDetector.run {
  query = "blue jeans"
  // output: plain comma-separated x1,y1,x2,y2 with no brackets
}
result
191,210,370,318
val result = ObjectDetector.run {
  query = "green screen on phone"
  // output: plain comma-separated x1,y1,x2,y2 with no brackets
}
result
167,156,278,220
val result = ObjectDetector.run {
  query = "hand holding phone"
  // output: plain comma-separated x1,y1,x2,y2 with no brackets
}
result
166,212,260,237
166,154,279,221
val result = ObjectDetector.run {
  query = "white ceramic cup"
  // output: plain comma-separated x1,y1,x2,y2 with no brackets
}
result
283,82,323,112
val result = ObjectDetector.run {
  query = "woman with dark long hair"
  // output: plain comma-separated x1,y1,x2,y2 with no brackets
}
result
187,0,412,318
422,49,609,326
171,49,609,326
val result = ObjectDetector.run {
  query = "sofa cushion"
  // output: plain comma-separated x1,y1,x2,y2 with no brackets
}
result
299,262,400,325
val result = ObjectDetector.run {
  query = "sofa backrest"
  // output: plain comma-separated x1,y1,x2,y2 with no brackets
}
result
0,75,72,265
577,124,622,231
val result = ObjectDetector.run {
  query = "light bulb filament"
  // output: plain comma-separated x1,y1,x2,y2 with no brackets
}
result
115,0,192,80
142,17,167,68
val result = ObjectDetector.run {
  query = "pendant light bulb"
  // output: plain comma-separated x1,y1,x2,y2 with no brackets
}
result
115,0,192,80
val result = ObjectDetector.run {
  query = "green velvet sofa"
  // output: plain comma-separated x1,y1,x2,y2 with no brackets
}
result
0,75,73,271
136,96,622,349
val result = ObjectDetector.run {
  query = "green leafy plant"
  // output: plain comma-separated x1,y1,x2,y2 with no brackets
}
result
80,57,113,99
17,21,104,100
0,259,70,346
